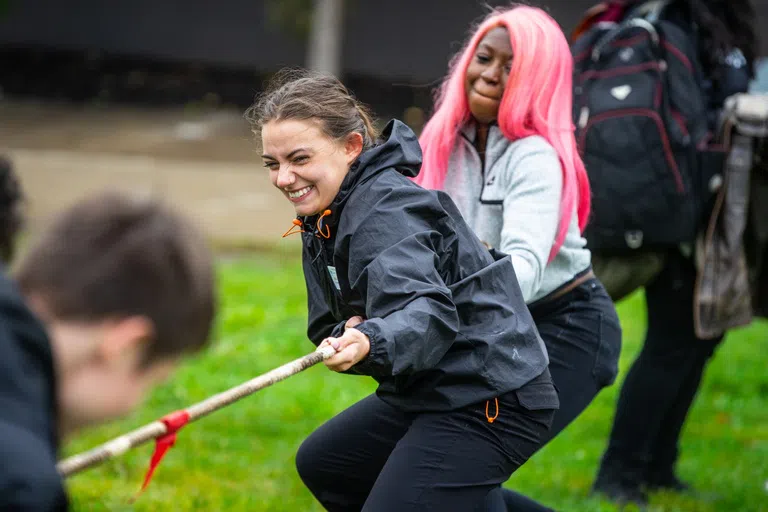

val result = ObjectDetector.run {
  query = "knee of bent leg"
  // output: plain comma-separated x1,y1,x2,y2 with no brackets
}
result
295,434,323,486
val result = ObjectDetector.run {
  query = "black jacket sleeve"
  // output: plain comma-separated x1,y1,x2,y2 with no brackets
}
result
302,253,346,346
0,422,68,511
343,187,460,377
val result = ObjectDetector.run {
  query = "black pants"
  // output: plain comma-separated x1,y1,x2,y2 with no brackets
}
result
487,272,623,511
295,370,557,511
595,250,721,487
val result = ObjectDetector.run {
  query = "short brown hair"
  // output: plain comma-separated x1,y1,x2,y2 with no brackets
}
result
245,68,379,149
16,191,217,364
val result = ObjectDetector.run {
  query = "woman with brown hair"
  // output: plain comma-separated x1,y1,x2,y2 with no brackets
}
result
247,68,560,510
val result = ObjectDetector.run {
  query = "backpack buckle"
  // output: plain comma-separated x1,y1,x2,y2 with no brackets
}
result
625,231,644,249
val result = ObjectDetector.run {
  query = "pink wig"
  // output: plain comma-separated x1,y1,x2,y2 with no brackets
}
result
415,5,591,262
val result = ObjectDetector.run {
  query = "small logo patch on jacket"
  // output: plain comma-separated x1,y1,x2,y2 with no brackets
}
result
327,266,341,291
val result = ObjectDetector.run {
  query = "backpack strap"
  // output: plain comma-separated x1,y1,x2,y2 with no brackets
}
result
626,0,671,22
590,13,662,62
570,0,672,44
570,1,622,42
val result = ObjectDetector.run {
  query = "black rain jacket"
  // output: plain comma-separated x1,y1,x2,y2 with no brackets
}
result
300,120,557,412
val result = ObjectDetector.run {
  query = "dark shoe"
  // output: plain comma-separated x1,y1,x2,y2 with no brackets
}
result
592,479,649,508
646,472,692,492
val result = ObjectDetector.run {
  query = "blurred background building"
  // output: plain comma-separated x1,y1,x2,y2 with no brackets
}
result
1,0,767,245
2,0,766,119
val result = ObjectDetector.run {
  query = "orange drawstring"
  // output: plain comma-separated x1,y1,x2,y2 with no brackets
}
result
316,209,332,239
485,398,499,423
282,210,332,239
282,219,305,238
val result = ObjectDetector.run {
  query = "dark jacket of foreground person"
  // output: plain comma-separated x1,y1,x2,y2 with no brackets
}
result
0,270,67,511
300,120,556,413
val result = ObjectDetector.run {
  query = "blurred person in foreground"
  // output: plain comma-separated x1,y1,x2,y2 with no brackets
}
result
0,184,218,510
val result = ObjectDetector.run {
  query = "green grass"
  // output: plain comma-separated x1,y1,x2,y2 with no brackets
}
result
65,253,768,511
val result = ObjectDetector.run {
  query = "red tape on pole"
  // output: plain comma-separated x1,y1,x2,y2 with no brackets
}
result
130,410,190,502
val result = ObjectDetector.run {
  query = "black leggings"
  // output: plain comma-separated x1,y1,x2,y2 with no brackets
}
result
295,371,557,511
595,250,722,486
487,275,623,511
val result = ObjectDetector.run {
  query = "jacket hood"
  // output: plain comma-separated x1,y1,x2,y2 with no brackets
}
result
300,119,422,231
333,119,422,208
355,119,423,179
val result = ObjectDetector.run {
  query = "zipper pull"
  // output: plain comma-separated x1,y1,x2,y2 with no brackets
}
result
578,106,590,129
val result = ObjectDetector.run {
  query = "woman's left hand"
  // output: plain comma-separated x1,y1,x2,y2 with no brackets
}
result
318,316,370,372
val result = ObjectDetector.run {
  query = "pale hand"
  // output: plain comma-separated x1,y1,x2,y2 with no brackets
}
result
318,316,370,372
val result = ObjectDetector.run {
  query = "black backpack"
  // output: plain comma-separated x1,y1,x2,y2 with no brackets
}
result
572,0,727,253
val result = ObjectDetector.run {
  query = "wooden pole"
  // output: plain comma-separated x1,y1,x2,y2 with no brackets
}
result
57,345,337,477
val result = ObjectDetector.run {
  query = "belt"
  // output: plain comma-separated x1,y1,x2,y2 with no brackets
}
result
537,269,596,304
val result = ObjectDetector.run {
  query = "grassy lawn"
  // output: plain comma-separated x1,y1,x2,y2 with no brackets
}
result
64,253,768,511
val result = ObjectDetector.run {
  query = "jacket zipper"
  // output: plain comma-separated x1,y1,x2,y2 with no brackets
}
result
460,131,492,203
307,221,364,320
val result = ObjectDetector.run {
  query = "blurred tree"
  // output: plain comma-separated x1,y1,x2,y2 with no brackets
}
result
265,0,348,78
265,0,314,40
306,0,345,77
0,0,12,17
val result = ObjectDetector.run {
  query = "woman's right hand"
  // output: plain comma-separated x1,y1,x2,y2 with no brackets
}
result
317,316,368,372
